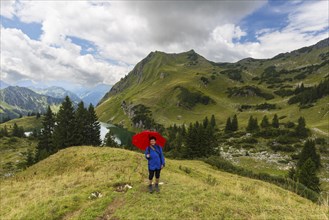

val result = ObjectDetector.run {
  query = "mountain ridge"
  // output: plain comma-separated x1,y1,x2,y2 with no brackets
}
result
96,38,329,133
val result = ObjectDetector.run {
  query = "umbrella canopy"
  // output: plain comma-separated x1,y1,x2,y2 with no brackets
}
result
132,130,166,151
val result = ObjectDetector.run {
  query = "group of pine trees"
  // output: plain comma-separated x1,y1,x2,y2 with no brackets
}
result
224,115,238,133
289,139,321,192
0,123,25,138
288,78,329,106
35,96,101,162
165,115,218,159
246,114,279,133
223,114,308,138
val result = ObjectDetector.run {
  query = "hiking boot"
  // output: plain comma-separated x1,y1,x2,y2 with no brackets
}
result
154,183,160,192
148,184,153,193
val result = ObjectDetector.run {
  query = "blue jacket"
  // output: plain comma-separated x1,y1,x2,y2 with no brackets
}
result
144,144,165,170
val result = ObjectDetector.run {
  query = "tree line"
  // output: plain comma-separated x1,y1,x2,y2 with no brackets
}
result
164,115,218,159
35,96,101,162
223,114,308,138
288,78,329,106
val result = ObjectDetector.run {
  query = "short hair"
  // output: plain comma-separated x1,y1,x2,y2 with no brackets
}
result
149,136,156,141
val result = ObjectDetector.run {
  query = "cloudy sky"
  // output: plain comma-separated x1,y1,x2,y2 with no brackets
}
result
1,0,328,88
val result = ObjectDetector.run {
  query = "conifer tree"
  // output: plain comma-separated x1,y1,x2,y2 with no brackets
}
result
231,114,238,131
261,115,270,128
104,129,118,147
210,114,216,128
74,101,89,146
203,116,209,128
272,114,279,128
224,117,232,133
183,123,195,158
25,149,35,167
295,116,308,138
12,123,25,137
86,104,101,146
297,139,321,170
36,106,55,161
296,158,320,193
52,96,76,150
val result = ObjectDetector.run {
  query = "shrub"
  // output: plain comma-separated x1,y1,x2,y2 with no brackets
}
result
203,156,319,202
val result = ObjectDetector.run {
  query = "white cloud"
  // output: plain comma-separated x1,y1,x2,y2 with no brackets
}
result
0,0,328,86
0,0,16,19
286,1,329,33
1,27,131,86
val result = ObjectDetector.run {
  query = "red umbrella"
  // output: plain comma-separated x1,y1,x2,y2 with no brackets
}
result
132,130,166,151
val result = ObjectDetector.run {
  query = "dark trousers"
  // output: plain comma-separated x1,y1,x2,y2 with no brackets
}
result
148,169,161,180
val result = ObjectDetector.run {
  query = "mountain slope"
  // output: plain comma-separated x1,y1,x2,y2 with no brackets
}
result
0,86,63,119
1,146,327,219
96,38,329,134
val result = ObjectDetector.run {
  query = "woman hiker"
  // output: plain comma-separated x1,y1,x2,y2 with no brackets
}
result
145,136,165,193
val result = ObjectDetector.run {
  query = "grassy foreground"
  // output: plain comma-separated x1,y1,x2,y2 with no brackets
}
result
1,146,328,219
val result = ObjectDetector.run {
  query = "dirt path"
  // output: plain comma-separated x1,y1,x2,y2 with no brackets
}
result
96,197,125,220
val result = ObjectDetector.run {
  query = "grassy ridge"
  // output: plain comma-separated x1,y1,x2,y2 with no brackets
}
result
1,146,328,219
0,116,43,132
95,43,329,135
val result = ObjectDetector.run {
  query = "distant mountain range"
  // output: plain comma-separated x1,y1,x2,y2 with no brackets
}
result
0,81,112,121
0,86,63,120
30,86,82,104
96,38,329,135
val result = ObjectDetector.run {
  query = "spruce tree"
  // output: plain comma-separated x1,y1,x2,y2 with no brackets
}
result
297,139,321,170
295,116,308,138
183,123,195,158
25,149,35,167
231,114,238,131
296,158,320,192
261,115,270,128
204,123,217,156
35,106,55,161
104,129,118,147
86,104,101,146
246,116,259,133
224,117,232,133
203,116,209,128
272,114,279,128
12,123,24,137
210,114,216,128
74,101,89,146
52,96,76,150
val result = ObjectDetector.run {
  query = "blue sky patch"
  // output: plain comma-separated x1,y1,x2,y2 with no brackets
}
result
1,15,42,40
66,36,97,55
236,0,293,43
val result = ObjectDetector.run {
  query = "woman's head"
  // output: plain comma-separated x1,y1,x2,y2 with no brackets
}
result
149,136,156,146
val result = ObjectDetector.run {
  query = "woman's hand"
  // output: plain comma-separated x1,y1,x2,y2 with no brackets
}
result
161,164,164,169
146,154,150,158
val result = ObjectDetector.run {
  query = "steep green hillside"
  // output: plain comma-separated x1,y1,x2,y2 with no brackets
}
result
1,146,327,219
96,38,329,135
